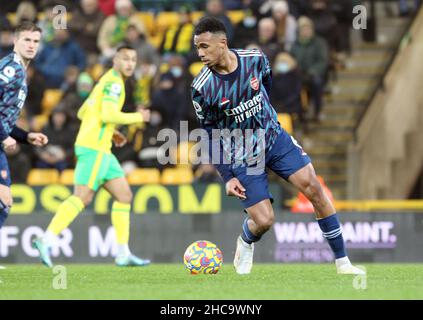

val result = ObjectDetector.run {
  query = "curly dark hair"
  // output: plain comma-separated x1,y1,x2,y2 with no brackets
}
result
194,17,227,36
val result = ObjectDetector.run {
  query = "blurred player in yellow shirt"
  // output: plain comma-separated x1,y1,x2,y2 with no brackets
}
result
33,46,151,267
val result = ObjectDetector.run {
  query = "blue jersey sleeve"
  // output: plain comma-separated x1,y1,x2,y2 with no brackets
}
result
191,87,234,183
0,61,25,141
260,51,272,97
10,126,29,144
0,62,25,104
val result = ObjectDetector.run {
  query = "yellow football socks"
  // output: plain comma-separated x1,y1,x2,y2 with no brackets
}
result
47,195,85,235
111,201,131,245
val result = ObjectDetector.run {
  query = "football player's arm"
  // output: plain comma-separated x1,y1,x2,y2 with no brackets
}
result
191,87,234,183
260,51,272,97
10,126,29,144
0,63,24,141
100,82,144,125
77,103,87,120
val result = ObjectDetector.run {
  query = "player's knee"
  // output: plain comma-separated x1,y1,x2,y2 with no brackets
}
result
255,212,274,234
74,193,93,207
303,178,325,205
115,190,133,204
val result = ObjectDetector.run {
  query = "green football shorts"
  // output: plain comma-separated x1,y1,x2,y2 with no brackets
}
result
74,146,125,191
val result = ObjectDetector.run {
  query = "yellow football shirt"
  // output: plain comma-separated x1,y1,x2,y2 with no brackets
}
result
75,69,143,153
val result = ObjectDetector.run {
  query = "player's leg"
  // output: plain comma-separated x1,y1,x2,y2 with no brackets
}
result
44,185,94,238
0,151,12,229
268,130,364,274
232,166,273,274
32,184,95,267
0,154,12,269
102,155,150,267
33,147,101,267
288,163,364,274
0,185,11,229
234,199,274,274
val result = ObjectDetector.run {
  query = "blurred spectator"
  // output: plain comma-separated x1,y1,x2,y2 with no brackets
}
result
98,0,117,16
124,24,161,67
232,3,259,48
60,72,94,121
5,144,32,183
399,0,422,16
306,0,338,52
97,0,147,62
159,5,195,58
205,0,235,44
270,52,306,129
133,62,157,107
40,0,77,11
61,66,80,92
150,71,186,132
35,28,86,88
258,0,306,18
35,108,77,172
0,23,13,58
223,0,244,10
291,17,328,122
25,65,46,119
286,0,309,18
332,0,354,56
271,0,297,51
256,17,282,64
15,1,38,26
69,0,105,56
37,2,56,45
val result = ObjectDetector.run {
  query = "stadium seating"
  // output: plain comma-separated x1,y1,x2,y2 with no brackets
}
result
277,113,293,135
31,114,49,132
41,89,63,114
172,141,197,167
156,11,180,33
127,168,161,184
189,62,204,77
27,169,60,185
161,167,194,185
227,10,245,24
59,169,75,185
135,12,155,35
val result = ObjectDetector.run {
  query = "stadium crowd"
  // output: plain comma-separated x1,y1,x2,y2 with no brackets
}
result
0,0,388,183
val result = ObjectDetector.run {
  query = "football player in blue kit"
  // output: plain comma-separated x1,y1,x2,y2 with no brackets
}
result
191,17,364,275
0,22,49,237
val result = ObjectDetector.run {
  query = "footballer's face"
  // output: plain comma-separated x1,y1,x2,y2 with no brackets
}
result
114,49,137,78
14,30,41,61
194,32,227,68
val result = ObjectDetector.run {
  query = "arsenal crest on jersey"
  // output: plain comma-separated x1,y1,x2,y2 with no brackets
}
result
250,76,259,91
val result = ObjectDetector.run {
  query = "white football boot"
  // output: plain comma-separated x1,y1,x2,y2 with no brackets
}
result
336,257,366,275
233,236,254,274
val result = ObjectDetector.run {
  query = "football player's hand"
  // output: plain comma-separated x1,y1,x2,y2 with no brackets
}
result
2,136,17,152
112,130,127,147
225,178,247,200
27,132,48,146
0,184,13,208
137,107,151,122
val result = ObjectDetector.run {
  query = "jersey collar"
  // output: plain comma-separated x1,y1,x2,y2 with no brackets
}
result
209,49,240,81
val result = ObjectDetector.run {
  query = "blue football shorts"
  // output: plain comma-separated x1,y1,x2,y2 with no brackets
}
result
0,150,11,187
231,128,311,209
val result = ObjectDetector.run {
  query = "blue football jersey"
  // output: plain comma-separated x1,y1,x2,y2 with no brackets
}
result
191,48,282,172
0,52,28,141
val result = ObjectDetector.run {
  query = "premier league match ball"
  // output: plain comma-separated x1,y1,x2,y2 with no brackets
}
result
183,240,223,274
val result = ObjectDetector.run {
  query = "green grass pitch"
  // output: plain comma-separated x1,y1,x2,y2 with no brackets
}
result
0,264,422,299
